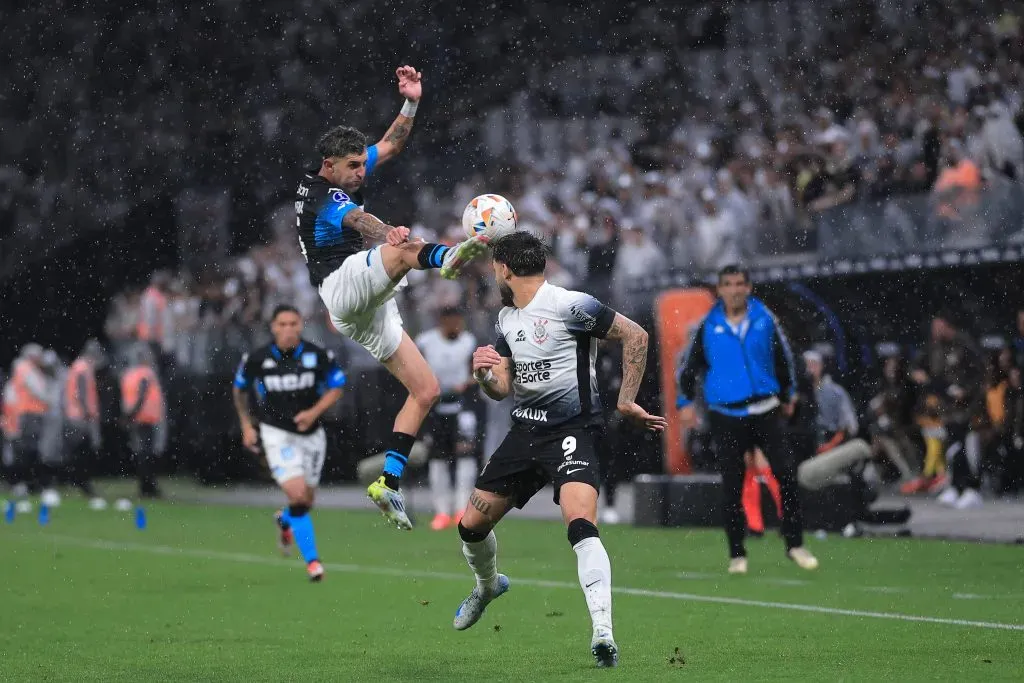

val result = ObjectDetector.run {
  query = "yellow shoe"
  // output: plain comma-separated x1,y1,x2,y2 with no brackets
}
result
366,476,413,530
440,235,490,280
787,547,819,570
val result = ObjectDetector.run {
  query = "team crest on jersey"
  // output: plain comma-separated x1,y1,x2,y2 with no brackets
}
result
301,352,318,369
532,319,550,344
330,189,350,204
262,358,277,369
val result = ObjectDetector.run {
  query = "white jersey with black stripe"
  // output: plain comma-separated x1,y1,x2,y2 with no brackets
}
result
494,281,616,428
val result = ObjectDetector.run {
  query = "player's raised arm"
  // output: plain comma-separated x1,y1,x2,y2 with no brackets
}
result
472,345,512,401
372,65,422,165
604,313,667,432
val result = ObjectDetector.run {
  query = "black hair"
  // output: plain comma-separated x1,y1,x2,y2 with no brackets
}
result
490,231,547,277
271,304,302,322
717,264,750,284
317,125,368,159
439,305,464,318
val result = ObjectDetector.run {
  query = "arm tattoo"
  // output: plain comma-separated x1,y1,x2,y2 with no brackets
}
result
232,388,253,428
343,209,393,241
385,121,411,150
469,491,492,516
607,315,649,407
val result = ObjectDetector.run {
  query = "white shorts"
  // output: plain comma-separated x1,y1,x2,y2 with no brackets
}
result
259,423,327,487
319,248,407,362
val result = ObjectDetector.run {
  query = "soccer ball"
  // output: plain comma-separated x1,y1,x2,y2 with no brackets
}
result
462,194,518,240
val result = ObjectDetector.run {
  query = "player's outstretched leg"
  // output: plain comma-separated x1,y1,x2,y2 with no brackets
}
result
379,235,490,283
453,489,513,630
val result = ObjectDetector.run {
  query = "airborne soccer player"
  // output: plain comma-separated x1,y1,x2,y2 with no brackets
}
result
451,232,667,668
293,66,489,530
232,305,346,581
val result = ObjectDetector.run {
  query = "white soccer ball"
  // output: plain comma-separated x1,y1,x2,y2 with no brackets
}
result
462,194,518,240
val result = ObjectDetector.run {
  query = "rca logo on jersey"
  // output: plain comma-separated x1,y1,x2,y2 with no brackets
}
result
513,359,552,383
568,303,598,331
512,407,548,422
532,319,549,344
263,372,316,392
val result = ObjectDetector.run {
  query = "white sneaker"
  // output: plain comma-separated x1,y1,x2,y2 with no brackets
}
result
937,487,960,506
955,488,983,510
88,497,108,511
788,547,819,570
440,235,491,280
15,500,33,514
453,574,510,630
114,498,133,512
41,489,61,507
599,508,621,525
728,557,748,574
591,628,619,668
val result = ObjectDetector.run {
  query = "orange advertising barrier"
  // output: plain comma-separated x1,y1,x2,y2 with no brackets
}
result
656,288,715,474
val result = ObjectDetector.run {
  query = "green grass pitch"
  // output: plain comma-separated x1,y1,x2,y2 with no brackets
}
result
2,501,1022,681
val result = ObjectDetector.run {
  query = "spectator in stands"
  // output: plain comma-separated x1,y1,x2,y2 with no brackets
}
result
1000,365,1024,495
974,102,1024,182
693,188,742,271
913,313,985,509
611,222,665,314
868,354,918,483
932,139,982,228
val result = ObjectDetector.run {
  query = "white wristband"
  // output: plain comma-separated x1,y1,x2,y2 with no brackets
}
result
475,368,494,384
400,99,418,118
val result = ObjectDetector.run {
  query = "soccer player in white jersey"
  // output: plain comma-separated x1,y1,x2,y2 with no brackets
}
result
451,232,666,668
415,306,479,530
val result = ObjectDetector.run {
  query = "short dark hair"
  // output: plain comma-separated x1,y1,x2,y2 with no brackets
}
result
490,231,547,277
317,126,367,159
271,304,302,322
717,264,750,284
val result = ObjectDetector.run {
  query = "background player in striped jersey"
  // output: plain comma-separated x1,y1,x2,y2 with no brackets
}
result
293,66,489,531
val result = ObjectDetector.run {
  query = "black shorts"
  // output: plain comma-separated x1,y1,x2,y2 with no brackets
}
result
476,421,602,508
427,410,475,461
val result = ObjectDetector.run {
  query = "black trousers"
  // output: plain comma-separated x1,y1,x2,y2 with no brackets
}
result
947,420,980,493
709,409,804,558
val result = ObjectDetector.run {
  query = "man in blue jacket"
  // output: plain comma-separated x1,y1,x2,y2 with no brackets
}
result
678,265,819,574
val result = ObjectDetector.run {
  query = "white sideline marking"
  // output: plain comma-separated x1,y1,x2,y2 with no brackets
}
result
22,534,1024,632
679,572,908,593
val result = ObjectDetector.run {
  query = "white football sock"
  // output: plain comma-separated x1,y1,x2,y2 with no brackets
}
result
462,531,500,593
573,537,613,632
455,457,477,513
428,459,451,516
